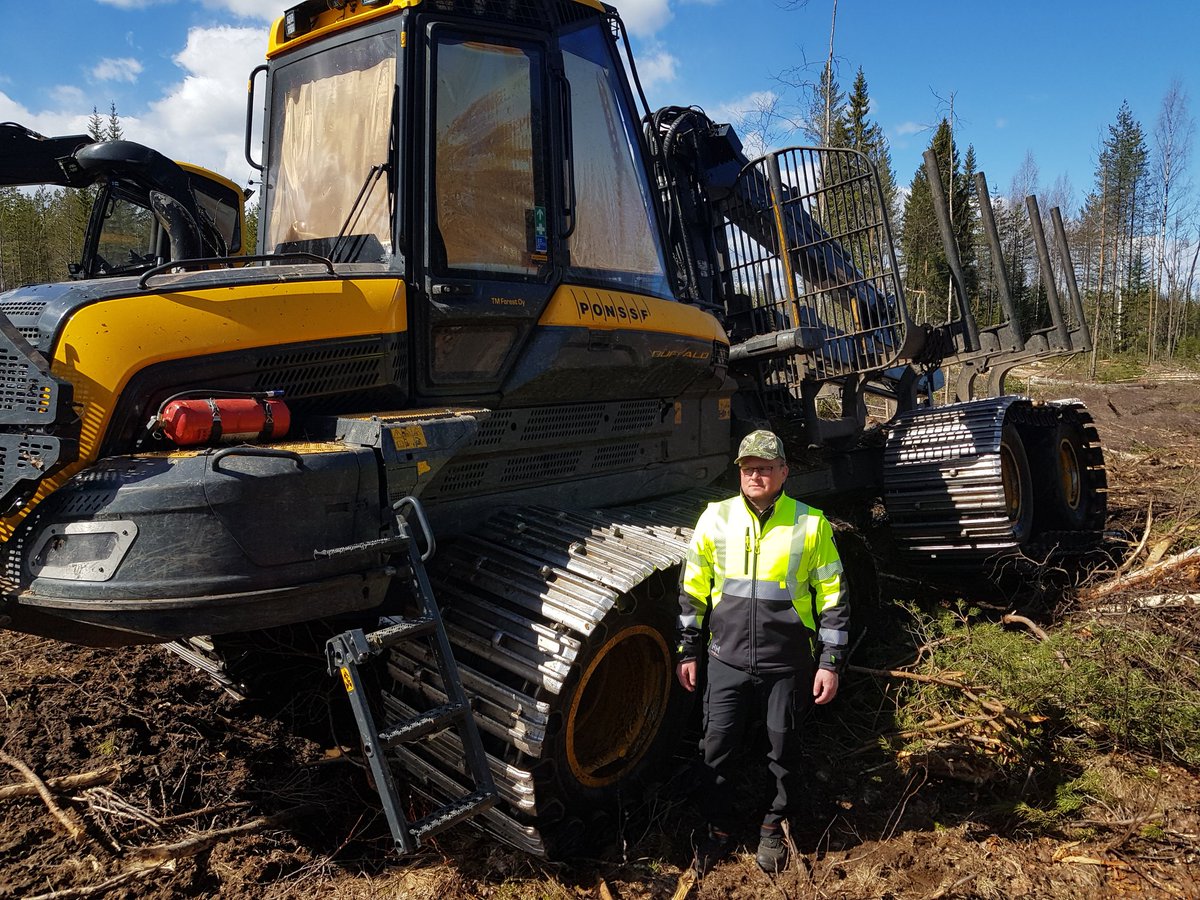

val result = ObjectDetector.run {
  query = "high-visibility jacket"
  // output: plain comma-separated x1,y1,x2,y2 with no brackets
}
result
678,491,848,673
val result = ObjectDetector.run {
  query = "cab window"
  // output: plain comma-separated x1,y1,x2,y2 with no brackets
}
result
430,34,548,278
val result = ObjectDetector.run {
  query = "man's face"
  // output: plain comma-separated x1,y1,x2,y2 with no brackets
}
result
739,455,788,505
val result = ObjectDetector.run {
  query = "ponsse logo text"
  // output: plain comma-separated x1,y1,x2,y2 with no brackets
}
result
576,296,652,324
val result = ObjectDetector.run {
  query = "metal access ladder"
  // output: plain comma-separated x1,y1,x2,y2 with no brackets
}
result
325,496,497,854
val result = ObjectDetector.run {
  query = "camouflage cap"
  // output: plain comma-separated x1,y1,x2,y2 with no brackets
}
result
735,429,785,464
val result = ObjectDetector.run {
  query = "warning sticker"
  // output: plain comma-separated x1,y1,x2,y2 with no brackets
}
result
390,425,428,451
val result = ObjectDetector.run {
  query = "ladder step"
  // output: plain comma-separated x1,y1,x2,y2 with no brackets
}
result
410,789,498,842
379,701,468,746
367,616,437,649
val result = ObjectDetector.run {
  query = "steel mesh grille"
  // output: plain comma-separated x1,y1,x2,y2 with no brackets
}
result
611,399,659,433
522,404,605,441
0,299,49,318
251,338,398,398
724,146,907,383
473,411,516,447
0,348,53,417
592,442,640,469
501,450,581,483
438,460,490,494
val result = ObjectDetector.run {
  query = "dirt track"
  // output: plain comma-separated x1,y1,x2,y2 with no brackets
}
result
2,372,1198,899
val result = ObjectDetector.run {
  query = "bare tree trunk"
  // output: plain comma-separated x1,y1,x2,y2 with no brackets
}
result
1092,171,1108,380
824,0,838,144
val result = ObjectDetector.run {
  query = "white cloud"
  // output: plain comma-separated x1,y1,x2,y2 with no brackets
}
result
893,121,924,137
636,44,678,93
0,90,95,139
711,90,778,127
995,117,1008,129
619,0,673,37
92,57,144,83
131,25,266,182
50,85,88,108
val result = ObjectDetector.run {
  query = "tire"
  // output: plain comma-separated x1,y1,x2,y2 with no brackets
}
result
1041,420,1105,531
999,424,1034,545
525,573,694,857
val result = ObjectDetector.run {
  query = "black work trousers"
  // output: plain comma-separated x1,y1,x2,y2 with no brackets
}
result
700,655,814,832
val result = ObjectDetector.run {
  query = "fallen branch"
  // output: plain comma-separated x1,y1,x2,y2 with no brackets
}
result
1092,593,1200,615
1002,614,1071,671
24,866,154,900
0,765,119,800
1081,546,1200,602
128,807,303,865
1114,500,1154,577
848,665,977,690
1001,614,1049,642
0,751,88,843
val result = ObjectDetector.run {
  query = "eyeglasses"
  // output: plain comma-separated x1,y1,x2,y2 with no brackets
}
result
739,464,780,477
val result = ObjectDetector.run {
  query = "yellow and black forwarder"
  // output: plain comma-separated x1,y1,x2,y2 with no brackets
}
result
0,0,1105,857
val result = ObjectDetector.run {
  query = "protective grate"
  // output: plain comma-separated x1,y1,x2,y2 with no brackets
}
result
437,460,490,494
251,338,397,399
472,411,516,447
0,299,49,318
723,146,908,383
522,404,605,442
591,442,640,470
0,348,53,418
0,512,35,593
501,449,581,484
611,399,660,433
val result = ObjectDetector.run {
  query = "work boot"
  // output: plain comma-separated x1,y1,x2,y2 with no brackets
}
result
692,826,731,877
756,825,787,873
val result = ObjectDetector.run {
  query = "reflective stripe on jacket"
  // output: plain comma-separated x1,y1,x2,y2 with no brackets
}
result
677,491,848,673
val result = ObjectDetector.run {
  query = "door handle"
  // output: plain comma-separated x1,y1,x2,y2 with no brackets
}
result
431,281,474,297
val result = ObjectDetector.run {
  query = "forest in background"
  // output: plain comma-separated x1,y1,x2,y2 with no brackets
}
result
2,80,1196,370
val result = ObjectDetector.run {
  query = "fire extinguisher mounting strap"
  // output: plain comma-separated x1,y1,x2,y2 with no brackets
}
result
207,397,223,443
262,397,274,439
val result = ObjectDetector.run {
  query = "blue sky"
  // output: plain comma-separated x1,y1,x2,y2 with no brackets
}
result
1,0,1196,216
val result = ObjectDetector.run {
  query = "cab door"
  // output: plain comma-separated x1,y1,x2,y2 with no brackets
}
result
414,24,557,401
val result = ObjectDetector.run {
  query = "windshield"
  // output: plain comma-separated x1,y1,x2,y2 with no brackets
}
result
561,24,669,296
263,31,397,265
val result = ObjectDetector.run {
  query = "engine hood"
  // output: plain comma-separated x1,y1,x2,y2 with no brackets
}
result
0,276,144,354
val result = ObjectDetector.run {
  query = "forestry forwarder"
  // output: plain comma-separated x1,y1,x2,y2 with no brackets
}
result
0,0,1105,858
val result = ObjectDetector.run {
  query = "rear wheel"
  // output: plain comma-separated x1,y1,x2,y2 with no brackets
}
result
1039,419,1106,531
999,424,1034,544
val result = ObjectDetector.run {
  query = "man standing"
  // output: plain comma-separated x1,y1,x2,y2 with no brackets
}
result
677,429,848,875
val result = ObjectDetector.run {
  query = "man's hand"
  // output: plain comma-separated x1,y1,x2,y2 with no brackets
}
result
813,668,839,705
676,659,697,692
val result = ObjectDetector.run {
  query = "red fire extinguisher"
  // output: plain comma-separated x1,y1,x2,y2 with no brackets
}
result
157,395,291,446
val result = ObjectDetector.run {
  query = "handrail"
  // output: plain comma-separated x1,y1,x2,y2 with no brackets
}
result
138,252,336,289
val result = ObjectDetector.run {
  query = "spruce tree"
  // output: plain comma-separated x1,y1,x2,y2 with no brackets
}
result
900,119,971,321
838,68,899,222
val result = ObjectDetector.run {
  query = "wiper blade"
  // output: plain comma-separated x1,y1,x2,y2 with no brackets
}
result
330,162,386,264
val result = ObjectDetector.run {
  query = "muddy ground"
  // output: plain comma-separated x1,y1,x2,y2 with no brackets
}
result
1,369,1198,899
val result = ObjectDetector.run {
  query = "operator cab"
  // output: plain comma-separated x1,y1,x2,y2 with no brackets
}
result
256,0,672,398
